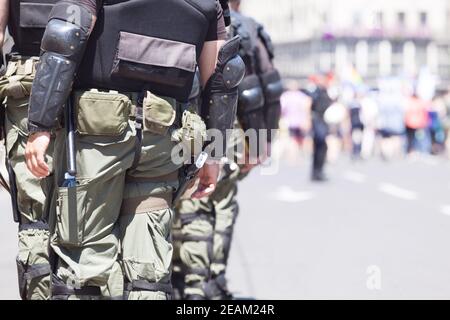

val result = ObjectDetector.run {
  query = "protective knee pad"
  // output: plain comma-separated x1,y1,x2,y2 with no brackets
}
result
16,227,51,300
177,210,215,299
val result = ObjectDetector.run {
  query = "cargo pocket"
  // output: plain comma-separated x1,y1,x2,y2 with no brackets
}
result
1,58,39,134
16,255,28,300
143,92,176,136
75,90,131,136
55,185,87,246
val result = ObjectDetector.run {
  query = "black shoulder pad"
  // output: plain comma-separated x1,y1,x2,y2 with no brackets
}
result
257,24,275,60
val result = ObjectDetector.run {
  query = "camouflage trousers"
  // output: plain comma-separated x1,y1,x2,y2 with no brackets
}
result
173,163,242,300
1,57,52,300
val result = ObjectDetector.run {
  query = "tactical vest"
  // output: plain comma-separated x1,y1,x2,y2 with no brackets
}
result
75,0,217,102
8,0,57,57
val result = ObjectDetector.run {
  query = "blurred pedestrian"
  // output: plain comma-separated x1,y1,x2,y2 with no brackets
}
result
280,80,311,148
376,78,406,160
305,73,334,181
429,94,446,155
405,93,429,154
348,91,364,159
359,91,379,159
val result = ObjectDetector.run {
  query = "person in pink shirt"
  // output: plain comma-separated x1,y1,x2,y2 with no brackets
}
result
281,80,312,146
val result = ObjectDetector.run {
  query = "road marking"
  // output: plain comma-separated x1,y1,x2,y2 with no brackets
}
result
271,186,314,203
378,183,417,201
407,153,439,166
440,206,450,216
343,171,366,183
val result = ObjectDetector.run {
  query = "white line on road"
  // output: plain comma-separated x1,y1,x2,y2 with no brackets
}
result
406,154,440,166
271,186,314,203
378,183,418,201
342,171,367,183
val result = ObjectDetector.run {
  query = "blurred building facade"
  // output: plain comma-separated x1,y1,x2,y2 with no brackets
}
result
241,0,450,88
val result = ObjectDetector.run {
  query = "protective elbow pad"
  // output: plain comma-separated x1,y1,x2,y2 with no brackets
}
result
201,36,245,153
28,52,77,130
28,1,92,131
260,69,283,133
237,74,266,132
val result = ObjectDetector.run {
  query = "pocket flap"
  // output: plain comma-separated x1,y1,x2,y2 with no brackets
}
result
117,32,196,73
20,3,53,28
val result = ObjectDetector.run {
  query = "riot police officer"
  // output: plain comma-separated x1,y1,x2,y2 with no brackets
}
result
0,0,58,300
24,0,244,300
172,0,282,300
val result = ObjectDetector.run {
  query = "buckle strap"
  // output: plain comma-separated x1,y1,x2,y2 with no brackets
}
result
179,210,212,226
125,171,179,183
184,267,210,278
125,280,172,294
52,284,102,297
19,221,49,232
203,274,229,300
180,234,213,242
215,229,232,237
129,93,144,171
213,273,228,291
121,192,173,215
25,263,51,281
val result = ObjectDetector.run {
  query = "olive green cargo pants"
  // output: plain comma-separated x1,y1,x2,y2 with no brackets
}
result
50,91,182,300
173,164,240,300
1,58,52,300
172,124,246,300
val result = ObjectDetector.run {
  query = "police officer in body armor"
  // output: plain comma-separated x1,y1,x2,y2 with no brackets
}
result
172,0,282,300
24,0,245,299
0,0,59,300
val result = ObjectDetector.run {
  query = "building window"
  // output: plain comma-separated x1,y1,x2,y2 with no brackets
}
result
397,12,406,27
375,12,383,28
420,12,428,27
353,13,361,27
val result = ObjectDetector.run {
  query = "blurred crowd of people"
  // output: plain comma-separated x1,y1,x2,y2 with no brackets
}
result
279,69,450,180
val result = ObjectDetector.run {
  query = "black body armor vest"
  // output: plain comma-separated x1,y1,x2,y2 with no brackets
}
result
75,0,217,102
230,11,260,75
8,0,57,56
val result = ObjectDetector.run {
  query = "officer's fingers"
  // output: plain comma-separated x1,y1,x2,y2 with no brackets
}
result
29,153,48,178
36,152,50,176
25,146,41,177
192,183,215,199
25,154,34,176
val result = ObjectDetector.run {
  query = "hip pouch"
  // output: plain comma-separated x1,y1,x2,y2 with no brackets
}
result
74,90,131,136
0,57,39,133
0,57,37,100
142,91,177,136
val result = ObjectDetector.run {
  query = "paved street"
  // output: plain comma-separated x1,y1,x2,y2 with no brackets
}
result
228,153,450,299
1,146,450,299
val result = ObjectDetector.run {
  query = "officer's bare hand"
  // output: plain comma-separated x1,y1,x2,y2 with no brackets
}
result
192,162,220,199
25,132,51,178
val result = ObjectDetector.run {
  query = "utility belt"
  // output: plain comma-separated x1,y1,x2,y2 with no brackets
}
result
71,88,207,214
72,88,205,142
72,89,177,137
